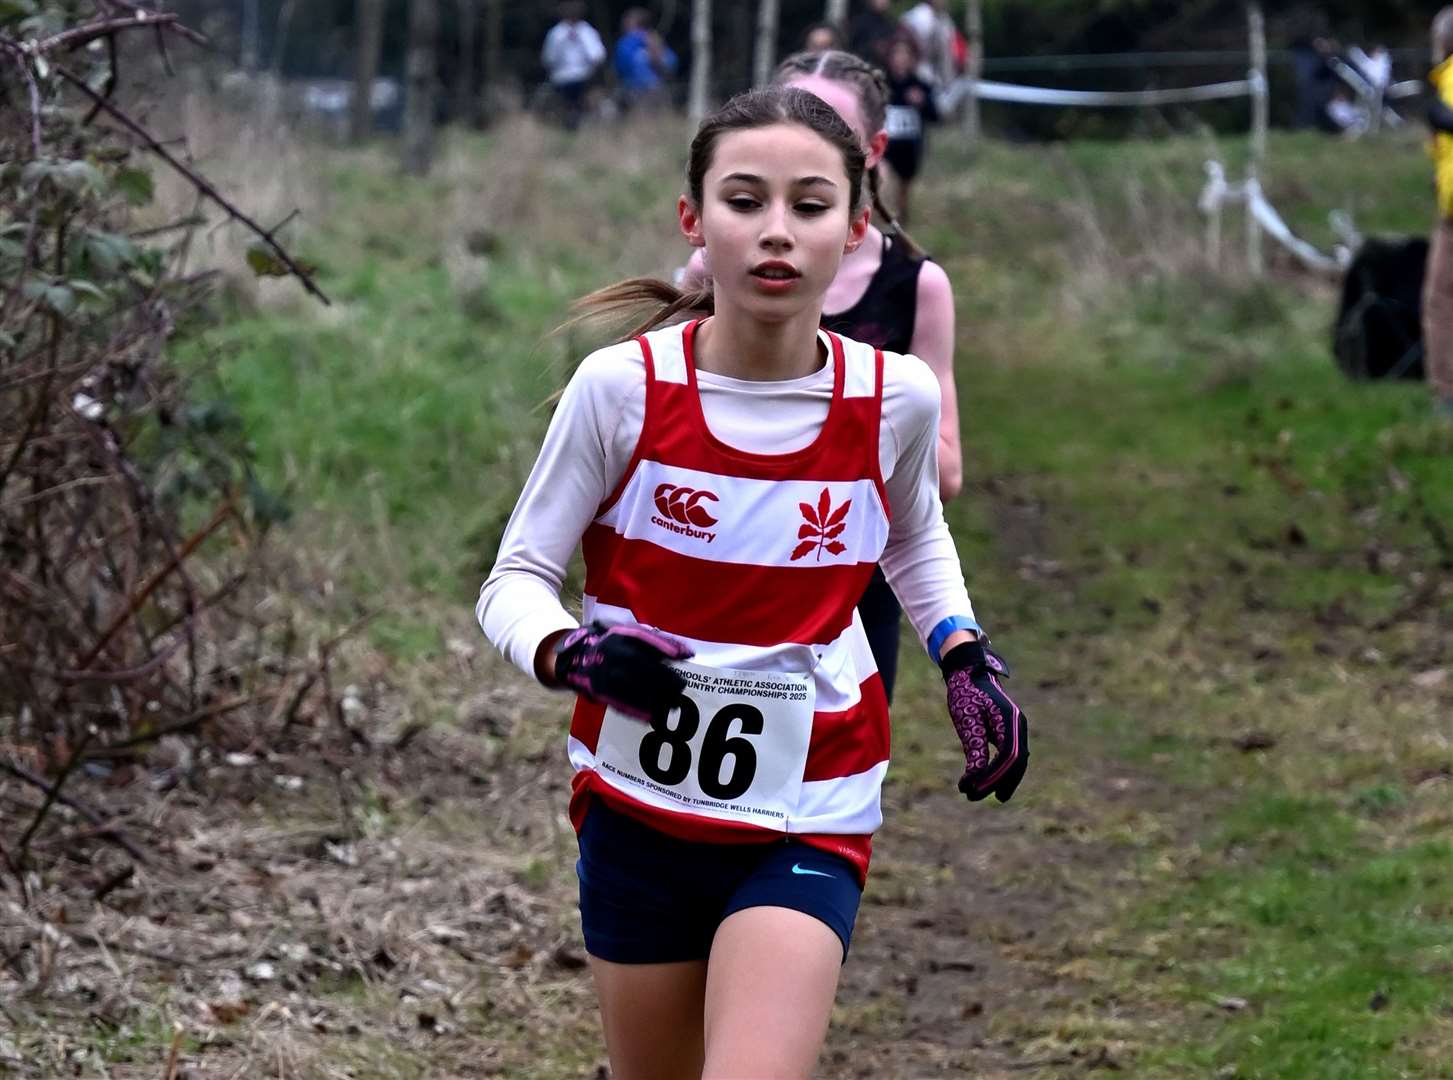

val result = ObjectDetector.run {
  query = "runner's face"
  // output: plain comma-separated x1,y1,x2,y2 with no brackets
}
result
680,123,867,324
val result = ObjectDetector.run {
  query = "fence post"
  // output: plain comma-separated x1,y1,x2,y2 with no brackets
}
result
962,0,983,144
1247,2,1268,277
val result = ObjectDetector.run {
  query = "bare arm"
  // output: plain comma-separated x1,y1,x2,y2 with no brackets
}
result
908,260,963,501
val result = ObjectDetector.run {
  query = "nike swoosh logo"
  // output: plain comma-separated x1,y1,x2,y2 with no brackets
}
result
791,863,834,879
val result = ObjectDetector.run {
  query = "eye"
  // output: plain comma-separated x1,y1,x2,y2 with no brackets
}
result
795,201,831,215
726,195,760,211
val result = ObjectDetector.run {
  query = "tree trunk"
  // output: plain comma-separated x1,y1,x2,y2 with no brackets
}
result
823,0,848,31
961,0,982,141
453,0,480,127
483,0,504,98
270,0,298,78
351,0,386,142
403,0,439,177
753,0,779,88
688,0,712,126
240,0,260,73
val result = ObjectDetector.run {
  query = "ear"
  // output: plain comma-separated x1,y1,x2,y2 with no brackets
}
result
844,204,872,255
678,195,706,248
866,128,889,170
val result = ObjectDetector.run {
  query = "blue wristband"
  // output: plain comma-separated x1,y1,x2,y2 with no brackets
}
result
927,615,984,664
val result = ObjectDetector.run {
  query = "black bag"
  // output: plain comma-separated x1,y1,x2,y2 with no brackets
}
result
1332,237,1429,381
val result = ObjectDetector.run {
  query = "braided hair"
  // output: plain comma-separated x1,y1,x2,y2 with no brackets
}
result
773,49,927,259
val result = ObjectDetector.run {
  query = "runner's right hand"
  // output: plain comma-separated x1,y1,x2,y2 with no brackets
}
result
552,622,694,721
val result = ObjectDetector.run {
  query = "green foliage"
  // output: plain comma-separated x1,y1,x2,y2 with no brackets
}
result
168,119,1453,1074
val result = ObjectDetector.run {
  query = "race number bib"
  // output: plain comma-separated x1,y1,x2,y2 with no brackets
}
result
593,662,815,830
885,104,922,141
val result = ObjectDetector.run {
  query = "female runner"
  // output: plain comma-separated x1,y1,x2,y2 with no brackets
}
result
478,86,1027,1079
683,48,963,703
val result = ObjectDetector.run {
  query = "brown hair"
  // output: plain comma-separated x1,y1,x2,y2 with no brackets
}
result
773,49,927,259
571,86,867,339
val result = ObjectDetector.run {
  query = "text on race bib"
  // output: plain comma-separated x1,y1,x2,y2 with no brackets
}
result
594,662,815,830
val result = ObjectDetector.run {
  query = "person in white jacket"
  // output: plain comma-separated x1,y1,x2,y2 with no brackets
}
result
542,1,606,130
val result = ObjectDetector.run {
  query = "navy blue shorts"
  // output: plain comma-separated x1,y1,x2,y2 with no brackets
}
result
576,801,863,965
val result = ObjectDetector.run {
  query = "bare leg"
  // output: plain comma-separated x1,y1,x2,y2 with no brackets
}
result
1425,220,1453,403
702,907,844,1079
589,956,708,1080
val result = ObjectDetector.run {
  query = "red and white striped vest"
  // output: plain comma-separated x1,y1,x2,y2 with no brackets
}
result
567,319,892,879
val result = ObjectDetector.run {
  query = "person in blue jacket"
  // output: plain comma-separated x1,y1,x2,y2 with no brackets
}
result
615,7,677,111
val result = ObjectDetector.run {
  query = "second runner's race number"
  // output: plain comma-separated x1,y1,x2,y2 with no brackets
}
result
640,699,762,800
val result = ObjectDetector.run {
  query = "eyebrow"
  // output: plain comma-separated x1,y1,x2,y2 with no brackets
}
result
718,172,839,189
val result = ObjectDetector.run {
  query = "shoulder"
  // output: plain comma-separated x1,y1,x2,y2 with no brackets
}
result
566,338,648,407
914,259,954,312
880,349,941,443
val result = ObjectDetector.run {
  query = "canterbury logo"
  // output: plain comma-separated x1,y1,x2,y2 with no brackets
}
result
654,484,720,527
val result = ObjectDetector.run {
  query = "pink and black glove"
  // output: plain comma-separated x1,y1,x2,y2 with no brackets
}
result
941,640,1029,803
552,622,694,721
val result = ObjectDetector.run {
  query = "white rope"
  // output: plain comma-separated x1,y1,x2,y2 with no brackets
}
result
944,75,1254,109
1198,160,1352,275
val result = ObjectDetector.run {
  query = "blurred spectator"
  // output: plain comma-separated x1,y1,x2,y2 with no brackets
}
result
1290,33,1338,131
1325,86,1365,137
541,1,605,130
849,0,897,69
615,7,677,111
1425,6,1453,415
804,22,843,53
899,0,955,90
882,34,940,226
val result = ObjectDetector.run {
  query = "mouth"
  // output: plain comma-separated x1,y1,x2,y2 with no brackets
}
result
749,262,802,282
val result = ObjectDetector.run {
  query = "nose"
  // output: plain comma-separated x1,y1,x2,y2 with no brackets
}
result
757,199,794,253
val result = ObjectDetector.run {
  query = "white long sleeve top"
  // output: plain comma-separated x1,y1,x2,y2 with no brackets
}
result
477,333,979,681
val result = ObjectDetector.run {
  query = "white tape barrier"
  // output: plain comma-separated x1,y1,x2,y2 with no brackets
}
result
1199,161,1351,274
940,74,1255,111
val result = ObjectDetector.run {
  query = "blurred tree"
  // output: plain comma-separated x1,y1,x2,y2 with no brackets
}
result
455,0,481,127
404,0,438,175
484,0,504,98
689,0,712,124
754,0,779,87
270,0,299,78
352,0,386,141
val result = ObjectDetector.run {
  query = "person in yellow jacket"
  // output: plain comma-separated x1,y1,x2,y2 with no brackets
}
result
1426,7,1453,414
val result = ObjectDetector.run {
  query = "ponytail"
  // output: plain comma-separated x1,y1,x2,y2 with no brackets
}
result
563,275,714,343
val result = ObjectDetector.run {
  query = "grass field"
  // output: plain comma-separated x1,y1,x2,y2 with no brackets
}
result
38,106,1452,1077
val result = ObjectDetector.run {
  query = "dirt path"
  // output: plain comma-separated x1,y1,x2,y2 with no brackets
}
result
4,483,1188,1079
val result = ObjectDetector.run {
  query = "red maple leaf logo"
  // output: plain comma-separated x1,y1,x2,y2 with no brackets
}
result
791,488,851,562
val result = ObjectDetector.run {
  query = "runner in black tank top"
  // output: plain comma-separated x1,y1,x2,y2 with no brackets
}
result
822,231,925,703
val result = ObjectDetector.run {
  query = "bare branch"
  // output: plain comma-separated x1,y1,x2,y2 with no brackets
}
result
32,13,180,56
51,63,332,305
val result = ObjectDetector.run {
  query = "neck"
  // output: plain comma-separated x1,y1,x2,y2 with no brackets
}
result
840,224,883,269
694,305,825,382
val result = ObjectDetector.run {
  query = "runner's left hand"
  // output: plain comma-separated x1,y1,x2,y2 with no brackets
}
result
552,621,693,721
940,640,1029,803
